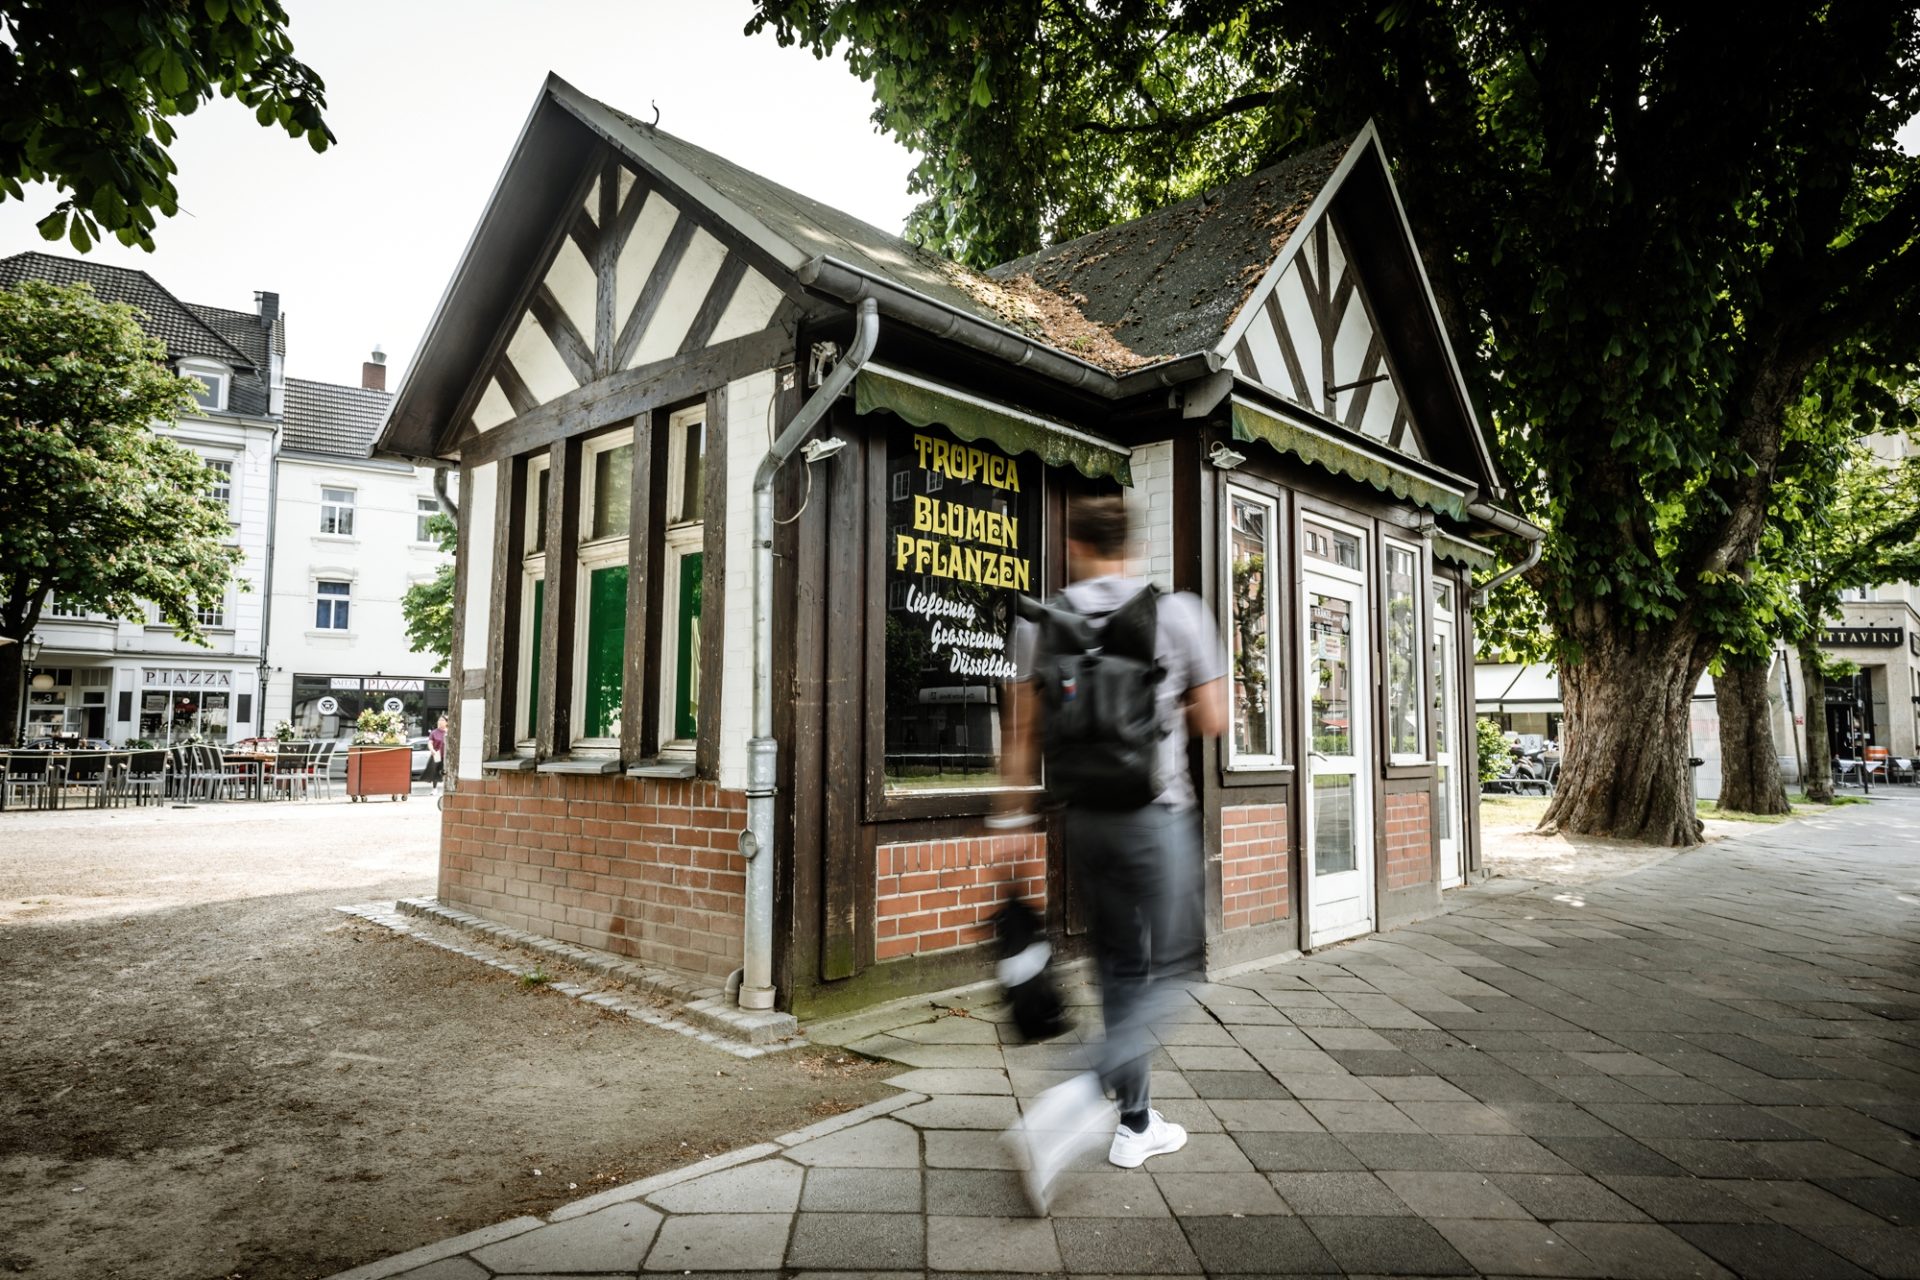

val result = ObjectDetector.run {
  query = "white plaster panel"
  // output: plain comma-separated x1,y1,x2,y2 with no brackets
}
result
707,267,784,346
718,368,778,790
616,166,635,207
1242,312,1292,400
471,377,514,432
461,461,498,665
615,192,677,324
1330,293,1373,421
545,236,598,343
505,311,575,406
457,697,485,780
629,227,725,368
1325,223,1349,290
1361,383,1400,442
582,176,600,227
1122,440,1175,592
1275,267,1321,411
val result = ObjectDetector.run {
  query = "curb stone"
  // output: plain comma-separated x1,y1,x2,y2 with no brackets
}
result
334,902,799,1059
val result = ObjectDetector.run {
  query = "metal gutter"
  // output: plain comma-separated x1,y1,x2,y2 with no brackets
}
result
798,256,1221,401
740,297,880,1011
433,466,459,533
1466,500,1545,605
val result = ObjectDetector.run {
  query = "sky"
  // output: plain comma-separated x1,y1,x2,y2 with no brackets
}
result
1,5,1916,394
0,1,920,389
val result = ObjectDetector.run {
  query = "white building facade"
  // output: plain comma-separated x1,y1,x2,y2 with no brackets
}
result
262,365,455,741
3,252,281,746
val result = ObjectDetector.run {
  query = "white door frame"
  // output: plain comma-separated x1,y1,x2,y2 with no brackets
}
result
1302,515,1375,948
1434,582,1464,888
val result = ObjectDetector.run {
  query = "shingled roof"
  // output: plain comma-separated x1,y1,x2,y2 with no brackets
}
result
0,251,256,367
991,137,1353,366
283,377,392,457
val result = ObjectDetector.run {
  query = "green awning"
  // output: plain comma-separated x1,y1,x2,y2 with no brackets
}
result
1434,530,1497,571
855,364,1132,485
1230,398,1468,520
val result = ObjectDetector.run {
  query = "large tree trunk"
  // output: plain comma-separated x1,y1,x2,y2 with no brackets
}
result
1543,630,1706,846
1715,659,1790,814
1799,645,1835,803
0,638,20,748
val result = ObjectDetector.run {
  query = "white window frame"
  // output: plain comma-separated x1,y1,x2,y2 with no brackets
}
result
203,457,234,510
572,428,635,752
657,406,706,758
1225,484,1285,771
890,469,911,502
415,496,441,544
1383,534,1428,765
313,578,353,632
195,590,228,629
319,486,357,537
177,358,231,412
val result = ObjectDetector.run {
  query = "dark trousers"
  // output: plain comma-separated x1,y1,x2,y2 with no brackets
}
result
1066,803,1204,1116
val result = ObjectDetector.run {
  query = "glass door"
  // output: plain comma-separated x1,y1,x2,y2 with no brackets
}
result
1304,531,1374,946
1433,582,1463,887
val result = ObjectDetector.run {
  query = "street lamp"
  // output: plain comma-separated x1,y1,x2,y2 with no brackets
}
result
22,633,42,663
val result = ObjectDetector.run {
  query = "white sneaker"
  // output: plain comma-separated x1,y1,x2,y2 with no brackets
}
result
1107,1110,1187,1168
1003,1072,1113,1214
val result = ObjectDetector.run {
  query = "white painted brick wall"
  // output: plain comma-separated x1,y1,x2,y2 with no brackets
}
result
1124,440,1175,590
718,369,778,790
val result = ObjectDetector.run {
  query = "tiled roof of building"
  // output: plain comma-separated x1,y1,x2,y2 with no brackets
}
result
0,250,256,367
283,377,392,457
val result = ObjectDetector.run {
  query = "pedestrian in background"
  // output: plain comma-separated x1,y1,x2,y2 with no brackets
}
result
996,492,1226,1211
426,713,447,790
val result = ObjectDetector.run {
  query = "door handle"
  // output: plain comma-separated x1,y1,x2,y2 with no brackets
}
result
1309,750,1329,762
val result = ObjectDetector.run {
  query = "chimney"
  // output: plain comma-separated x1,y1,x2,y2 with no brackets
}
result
255,290,279,328
362,345,387,392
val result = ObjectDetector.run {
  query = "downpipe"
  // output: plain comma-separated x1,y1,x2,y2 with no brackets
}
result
1468,501,1544,607
740,297,879,1011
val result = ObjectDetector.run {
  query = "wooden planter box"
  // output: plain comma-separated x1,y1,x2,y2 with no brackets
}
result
346,744,412,801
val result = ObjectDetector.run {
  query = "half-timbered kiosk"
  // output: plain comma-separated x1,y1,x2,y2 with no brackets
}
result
374,76,1539,1018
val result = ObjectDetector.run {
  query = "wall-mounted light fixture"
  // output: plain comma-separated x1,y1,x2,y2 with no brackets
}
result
800,436,848,465
1207,442,1246,470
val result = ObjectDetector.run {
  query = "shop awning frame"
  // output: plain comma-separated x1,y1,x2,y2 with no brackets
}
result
1230,395,1471,520
854,363,1133,486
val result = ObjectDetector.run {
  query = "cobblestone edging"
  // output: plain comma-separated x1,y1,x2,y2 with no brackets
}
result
323,1089,926,1280
334,898,799,1053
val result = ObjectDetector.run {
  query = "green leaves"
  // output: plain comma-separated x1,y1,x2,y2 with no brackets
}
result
401,511,458,672
0,0,335,253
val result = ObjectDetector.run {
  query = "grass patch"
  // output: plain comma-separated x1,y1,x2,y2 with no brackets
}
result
518,967,553,989
1479,795,1550,821
1698,791,1870,823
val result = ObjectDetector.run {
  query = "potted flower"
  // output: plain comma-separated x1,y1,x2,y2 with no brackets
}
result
273,720,300,744
346,708,412,801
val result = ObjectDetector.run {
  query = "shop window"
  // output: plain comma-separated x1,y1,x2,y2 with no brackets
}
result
1227,486,1282,769
315,580,351,630
319,487,355,535
416,496,439,543
1304,521,1362,569
880,425,1037,792
658,409,705,753
574,429,633,746
1384,537,1425,762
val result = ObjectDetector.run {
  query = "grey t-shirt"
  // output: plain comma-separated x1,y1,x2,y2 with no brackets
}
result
1012,575,1226,810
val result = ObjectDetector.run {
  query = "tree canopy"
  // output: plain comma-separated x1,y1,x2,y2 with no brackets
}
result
0,0,333,252
752,0,1920,844
0,279,243,741
401,511,456,673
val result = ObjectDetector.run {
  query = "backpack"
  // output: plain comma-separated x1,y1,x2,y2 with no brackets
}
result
1017,585,1167,808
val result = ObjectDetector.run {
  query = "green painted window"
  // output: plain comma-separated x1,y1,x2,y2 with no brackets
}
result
525,577,544,739
583,564,628,738
674,552,702,741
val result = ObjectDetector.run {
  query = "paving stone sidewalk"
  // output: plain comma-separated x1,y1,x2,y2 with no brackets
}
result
334,794,1920,1279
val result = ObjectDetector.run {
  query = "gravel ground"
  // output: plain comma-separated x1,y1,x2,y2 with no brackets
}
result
0,795,894,1280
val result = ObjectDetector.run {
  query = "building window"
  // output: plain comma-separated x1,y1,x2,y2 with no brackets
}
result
315,580,351,630
1227,486,1282,769
1305,522,1362,569
574,430,633,746
319,488,355,535
204,458,234,508
1384,538,1425,762
416,496,439,543
177,359,230,412
658,410,705,752
196,597,226,628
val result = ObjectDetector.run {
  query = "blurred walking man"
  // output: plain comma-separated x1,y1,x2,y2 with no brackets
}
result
997,493,1226,1211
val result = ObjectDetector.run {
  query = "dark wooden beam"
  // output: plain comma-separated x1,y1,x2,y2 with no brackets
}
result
484,454,529,757
495,358,540,417
1234,335,1265,387
606,168,649,264
566,206,599,270
819,400,865,981
619,410,654,763
694,382,729,778
1342,335,1386,432
594,157,620,376
613,215,696,370
529,284,595,387
679,255,749,356
459,324,794,467
537,437,583,757
1267,289,1312,410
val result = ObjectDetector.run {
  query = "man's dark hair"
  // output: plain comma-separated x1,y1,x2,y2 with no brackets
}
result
1067,493,1129,558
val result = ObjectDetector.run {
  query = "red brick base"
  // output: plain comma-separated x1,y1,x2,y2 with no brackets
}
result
1385,791,1434,891
440,772,746,980
875,833,1047,961
1222,803,1290,929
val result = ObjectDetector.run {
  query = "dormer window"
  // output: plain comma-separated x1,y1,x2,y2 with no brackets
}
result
177,358,231,412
